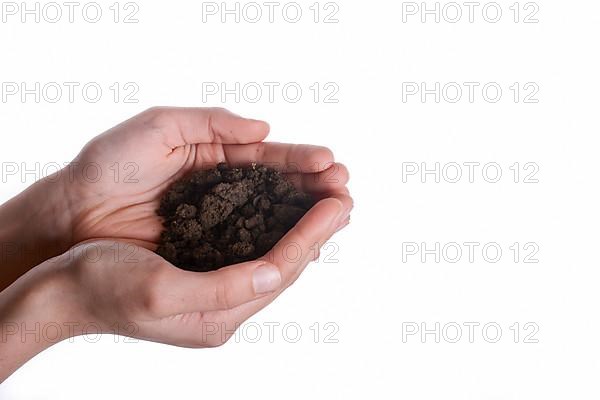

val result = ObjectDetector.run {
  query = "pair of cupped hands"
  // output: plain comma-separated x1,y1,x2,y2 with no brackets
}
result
0,107,352,364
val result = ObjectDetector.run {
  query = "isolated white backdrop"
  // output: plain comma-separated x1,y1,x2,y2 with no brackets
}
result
1,0,599,398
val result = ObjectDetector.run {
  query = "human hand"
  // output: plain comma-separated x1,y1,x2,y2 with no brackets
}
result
67,189,347,346
0,192,348,381
62,107,351,249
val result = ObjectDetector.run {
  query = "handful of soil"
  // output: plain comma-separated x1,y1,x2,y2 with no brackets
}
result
156,163,315,272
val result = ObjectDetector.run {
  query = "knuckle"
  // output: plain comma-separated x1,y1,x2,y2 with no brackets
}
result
142,106,173,128
71,241,111,270
208,106,227,114
212,280,234,310
312,146,335,165
144,106,165,116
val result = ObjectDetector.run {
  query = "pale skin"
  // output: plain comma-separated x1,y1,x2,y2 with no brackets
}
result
0,107,353,382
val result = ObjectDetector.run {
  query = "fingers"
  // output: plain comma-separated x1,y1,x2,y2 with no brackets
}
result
223,142,335,173
223,142,348,193
284,163,350,194
260,194,353,282
216,193,353,325
148,259,283,316
140,107,270,148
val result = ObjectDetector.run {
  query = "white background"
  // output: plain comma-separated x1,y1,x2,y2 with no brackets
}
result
1,0,600,398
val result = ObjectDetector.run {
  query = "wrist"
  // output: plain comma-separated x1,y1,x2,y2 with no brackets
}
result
0,254,84,381
0,172,73,290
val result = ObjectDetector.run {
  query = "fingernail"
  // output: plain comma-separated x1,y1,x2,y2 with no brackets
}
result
253,263,282,294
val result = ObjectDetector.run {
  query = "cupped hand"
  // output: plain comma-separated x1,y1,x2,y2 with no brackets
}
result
61,107,350,249
0,197,346,381
61,107,353,343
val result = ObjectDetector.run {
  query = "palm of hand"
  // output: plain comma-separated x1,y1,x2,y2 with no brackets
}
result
64,107,346,249
65,108,266,248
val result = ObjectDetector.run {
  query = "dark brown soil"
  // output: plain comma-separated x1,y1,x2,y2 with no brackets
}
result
156,163,315,272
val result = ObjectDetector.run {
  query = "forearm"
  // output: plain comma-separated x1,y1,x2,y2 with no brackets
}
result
0,176,73,291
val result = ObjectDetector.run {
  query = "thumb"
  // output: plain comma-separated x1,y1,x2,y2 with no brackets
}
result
154,260,282,316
